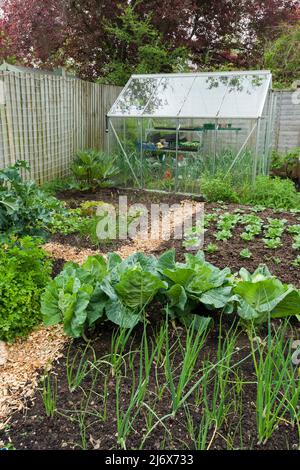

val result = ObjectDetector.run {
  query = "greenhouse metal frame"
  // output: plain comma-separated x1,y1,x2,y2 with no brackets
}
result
107,71,276,193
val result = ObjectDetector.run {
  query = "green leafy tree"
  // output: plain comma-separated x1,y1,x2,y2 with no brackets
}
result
264,22,300,88
1,0,297,80
99,4,188,86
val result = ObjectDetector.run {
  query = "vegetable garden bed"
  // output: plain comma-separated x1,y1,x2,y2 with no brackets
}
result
53,187,300,287
1,187,300,451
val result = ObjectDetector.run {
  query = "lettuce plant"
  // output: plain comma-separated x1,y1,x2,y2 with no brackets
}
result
214,229,232,241
41,250,300,338
0,237,52,342
204,243,218,253
217,213,240,231
41,252,168,337
234,265,300,324
292,235,300,250
158,250,235,322
239,248,252,259
287,224,300,235
263,237,282,249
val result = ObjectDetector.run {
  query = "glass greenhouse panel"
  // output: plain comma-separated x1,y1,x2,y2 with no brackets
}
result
109,72,271,119
154,73,269,118
180,74,271,118
175,118,257,193
179,76,227,118
216,74,270,118
109,77,159,116
109,117,141,189
143,76,195,117
107,71,274,194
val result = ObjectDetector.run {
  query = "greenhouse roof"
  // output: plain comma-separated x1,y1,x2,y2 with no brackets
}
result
108,71,272,119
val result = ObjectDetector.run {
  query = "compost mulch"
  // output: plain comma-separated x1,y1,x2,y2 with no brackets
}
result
1,188,300,450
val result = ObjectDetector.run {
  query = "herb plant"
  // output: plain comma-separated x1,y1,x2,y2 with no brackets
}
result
242,176,300,210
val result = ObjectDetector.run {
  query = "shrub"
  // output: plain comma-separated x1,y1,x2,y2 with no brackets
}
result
200,176,240,203
271,148,300,180
242,176,300,210
271,148,300,171
71,150,120,189
0,237,52,342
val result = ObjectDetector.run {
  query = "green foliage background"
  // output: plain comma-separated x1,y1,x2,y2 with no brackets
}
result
98,5,188,86
264,22,300,88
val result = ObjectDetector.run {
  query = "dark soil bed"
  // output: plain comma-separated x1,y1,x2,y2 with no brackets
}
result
1,188,300,450
1,319,299,451
54,187,300,287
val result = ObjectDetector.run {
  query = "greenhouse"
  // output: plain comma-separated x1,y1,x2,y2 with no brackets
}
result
107,70,275,193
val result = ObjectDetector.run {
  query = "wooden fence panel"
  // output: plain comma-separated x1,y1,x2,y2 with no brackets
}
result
273,90,300,153
0,70,121,183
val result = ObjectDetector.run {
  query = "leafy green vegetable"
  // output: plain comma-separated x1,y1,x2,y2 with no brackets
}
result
234,266,300,324
162,267,195,286
115,267,167,309
240,248,252,259
204,243,218,253
287,224,300,235
292,256,300,267
292,234,300,250
0,237,52,342
105,298,141,329
177,312,212,331
263,237,282,249
71,150,120,189
41,249,300,338
199,286,235,311
42,252,166,337
157,249,176,271
186,264,230,296
214,229,232,241
42,258,108,337
166,284,187,311
0,161,60,238
160,250,233,319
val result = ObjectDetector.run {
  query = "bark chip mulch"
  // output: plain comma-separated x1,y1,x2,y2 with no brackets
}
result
0,326,67,430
